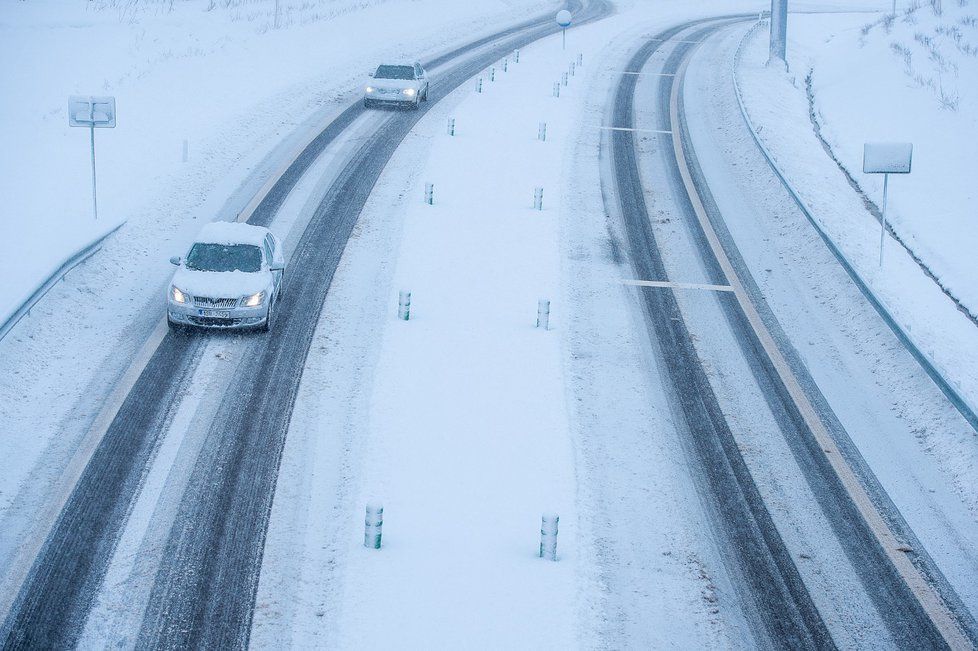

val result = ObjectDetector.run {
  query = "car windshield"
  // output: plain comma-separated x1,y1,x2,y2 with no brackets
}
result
375,65,414,80
185,243,262,273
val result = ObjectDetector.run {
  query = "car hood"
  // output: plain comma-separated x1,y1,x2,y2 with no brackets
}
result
171,267,270,299
367,78,418,90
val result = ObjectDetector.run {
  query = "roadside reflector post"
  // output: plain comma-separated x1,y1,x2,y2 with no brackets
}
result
490,67,496,82
533,187,544,210
514,49,520,63
424,183,434,205
539,513,558,560
553,82,560,98
476,77,483,93
562,72,568,86
398,291,411,321
447,118,455,136
577,53,583,66
570,61,576,76
364,503,384,549
536,299,550,329
503,58,508,72
538,122,547,142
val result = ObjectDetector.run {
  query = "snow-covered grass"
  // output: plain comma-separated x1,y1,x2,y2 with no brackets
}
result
737,11,978,429
0,0,552,327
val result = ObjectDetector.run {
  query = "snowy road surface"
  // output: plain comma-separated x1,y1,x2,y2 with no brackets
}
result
1,1,977,649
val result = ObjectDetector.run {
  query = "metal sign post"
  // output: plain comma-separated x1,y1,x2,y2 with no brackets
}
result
863,142,913,267
68,96,116,221
769,0,788,66
556,10,572,51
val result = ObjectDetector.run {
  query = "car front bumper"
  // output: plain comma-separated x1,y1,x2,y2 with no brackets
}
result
168,300,268,330
364,89,417,105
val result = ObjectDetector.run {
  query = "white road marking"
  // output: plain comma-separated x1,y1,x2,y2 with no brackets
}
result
594,125,673,134
623,279,734,292
614,70,676,76
669,40,970,650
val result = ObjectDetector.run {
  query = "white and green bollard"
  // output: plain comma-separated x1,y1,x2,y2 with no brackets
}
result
398,291,411,321
538,122,547,142
424,183,434,205
540,513,558,560
533,187,544,210
364,503,384,549
536,299,550,329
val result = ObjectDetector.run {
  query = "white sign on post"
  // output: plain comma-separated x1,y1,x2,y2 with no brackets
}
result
862,142,912,267
556,9,572,50
68,96,116,221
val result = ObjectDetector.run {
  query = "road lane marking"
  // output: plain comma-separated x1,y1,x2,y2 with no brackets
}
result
614,70,676,76
669,38,970,650
623,279,734,292
594,125,673,134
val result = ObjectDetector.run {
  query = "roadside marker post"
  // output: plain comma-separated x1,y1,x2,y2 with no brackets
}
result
514,49,520,63
539,513,558,560
490,67,496,82
538,122,547,142
398,291,411,321
556,10,572,51
503,58,508,72
447,118,455,136
424,183,434,205
553,82,560,98
577,53,583,66
533,187,544,210
364,504,384,549
68,95,116,221
570,61,576,76
536,299,550,329
862,142,913,267
477,77,483,93
562,72,568,86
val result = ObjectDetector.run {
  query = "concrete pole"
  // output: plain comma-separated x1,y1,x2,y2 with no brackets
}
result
364,504,383,549
769,0,788,67
540,513,558,560
398,291,411,320
536,299,550,329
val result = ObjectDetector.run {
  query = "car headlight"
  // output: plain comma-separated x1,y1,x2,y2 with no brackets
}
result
170,286,188,304
365,86,375,93
243,291,266,307
402,87,416,96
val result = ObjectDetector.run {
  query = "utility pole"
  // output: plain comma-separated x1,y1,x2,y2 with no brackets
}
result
769,0,788,67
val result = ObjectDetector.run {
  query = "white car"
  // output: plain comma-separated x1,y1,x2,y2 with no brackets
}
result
166,222,285,331
363,62,429,109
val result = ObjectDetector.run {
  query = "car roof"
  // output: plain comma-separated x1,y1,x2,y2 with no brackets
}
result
195,221,269,247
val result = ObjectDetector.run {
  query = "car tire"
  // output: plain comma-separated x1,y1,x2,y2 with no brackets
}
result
260,305,273,333
422,86,429,102
167,317,183,332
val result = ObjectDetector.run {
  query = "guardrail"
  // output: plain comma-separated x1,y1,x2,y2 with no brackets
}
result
731,20,978,433
0,224,123,345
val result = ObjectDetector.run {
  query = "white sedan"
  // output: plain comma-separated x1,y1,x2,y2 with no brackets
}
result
363,62,429,109
166,222,284,331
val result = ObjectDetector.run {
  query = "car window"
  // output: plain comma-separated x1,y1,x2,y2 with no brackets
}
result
185,243,262,273
263,237,274,265
415,64,423,78
375,65,414,80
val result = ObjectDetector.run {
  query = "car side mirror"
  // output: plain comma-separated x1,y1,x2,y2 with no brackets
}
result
368,72,375,77
169,256,182,266
270,263,285,271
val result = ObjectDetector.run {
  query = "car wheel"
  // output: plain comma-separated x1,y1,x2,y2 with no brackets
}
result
423,86,429,102
167,317,183,332
260,305,273,332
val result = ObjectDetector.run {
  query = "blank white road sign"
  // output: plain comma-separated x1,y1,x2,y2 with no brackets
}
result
68,96,116,128
863,142,912,174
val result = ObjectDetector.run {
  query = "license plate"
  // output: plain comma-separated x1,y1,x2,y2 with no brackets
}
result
199,309,231,318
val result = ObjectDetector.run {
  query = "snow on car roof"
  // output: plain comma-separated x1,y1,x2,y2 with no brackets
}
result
195,221,269,247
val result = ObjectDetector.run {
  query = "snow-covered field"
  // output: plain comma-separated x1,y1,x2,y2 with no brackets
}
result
736,5,978,416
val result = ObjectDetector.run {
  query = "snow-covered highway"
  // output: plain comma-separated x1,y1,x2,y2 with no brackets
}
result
2,1,978,649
